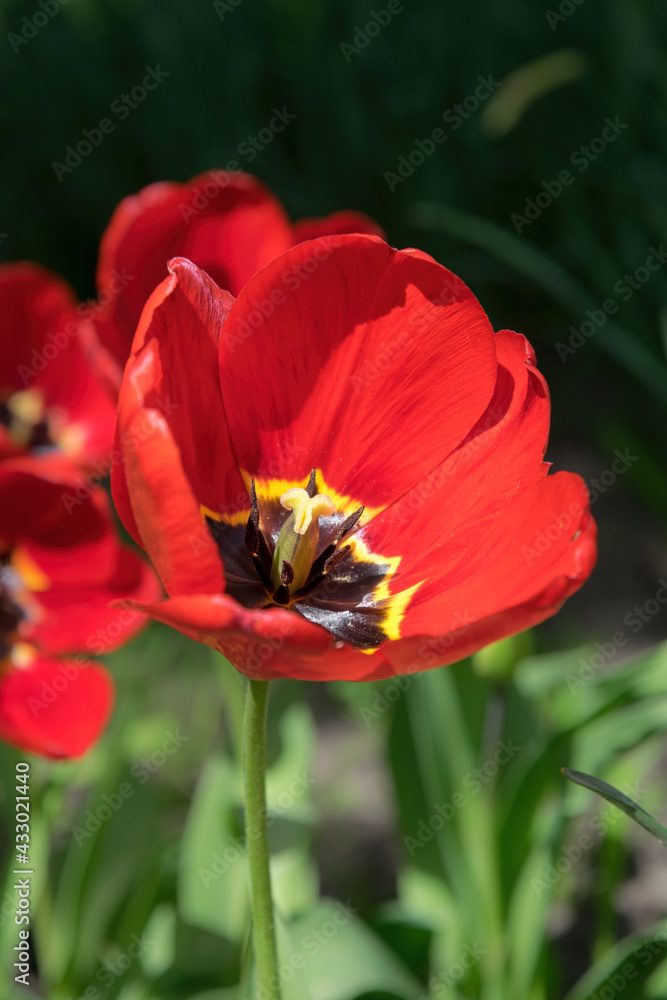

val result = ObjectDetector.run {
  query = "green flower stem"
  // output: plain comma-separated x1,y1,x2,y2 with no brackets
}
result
243,678,281,999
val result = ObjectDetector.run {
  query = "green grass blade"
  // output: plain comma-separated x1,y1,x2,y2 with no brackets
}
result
562,768,667,846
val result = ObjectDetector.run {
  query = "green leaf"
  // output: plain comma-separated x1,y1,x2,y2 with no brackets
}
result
178,754,249,942
564,918,667,1000
562,768,667,846
278,899,423,1000
481,49,587,137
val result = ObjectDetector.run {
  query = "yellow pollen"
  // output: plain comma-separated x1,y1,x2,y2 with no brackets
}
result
11,642,36,668
7,389,45,425
11,547,50,592
279,488,335,535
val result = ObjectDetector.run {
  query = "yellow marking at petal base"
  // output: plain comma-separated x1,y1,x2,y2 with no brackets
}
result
200,470,422,651
280,488,335,535
11,547,50,592
347,533,423,650
200,504,249,527
11,642,36,668
240,469,383,526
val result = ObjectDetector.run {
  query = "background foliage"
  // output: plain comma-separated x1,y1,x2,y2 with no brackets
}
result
1,0,667,997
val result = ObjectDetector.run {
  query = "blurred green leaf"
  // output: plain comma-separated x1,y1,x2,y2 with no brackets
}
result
278,899,423,1000
411,202,667,406
482,49,587,137
562,768,667,846
178,754,248,942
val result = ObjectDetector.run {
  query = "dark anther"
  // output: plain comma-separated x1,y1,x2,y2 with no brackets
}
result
336,506,364,542
0,586,24,636
306,542,336,583
280,560,295,586
245,478,262,554
245,516,259,556
249,478,260,527
243,478,274,591
305,468,317,498
324,544,351,574
293,545,351,601
272,583,291,605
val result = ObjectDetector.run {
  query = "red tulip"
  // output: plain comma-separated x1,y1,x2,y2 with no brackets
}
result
0,263,116,481
0,475,161,757
111,236,596,682
92,171,383,389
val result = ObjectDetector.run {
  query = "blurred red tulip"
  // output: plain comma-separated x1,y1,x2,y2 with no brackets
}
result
91,171,383,390
0,263,116,483
110,236,596,682
0,478,161,757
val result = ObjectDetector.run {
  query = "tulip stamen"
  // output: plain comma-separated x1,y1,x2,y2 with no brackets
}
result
233,472,366,612
305,467,317,498
243,478,274,592
0,561,28,662
335,506,365,542
0,389,53,450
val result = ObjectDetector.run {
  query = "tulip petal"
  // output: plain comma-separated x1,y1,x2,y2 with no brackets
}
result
27,546,161,655
292,210,385,243
218,235,498,511
0,650,114,758
111,260,246,550
0,463,113,551
115,592,332,676
95,173,294,371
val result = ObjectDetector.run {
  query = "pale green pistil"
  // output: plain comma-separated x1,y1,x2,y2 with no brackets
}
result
271,488,335,595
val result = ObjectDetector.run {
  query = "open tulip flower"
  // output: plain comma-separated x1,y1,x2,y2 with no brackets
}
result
0,474,160,757
0,263,116,481
111,234,597,683
91,171,383,389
